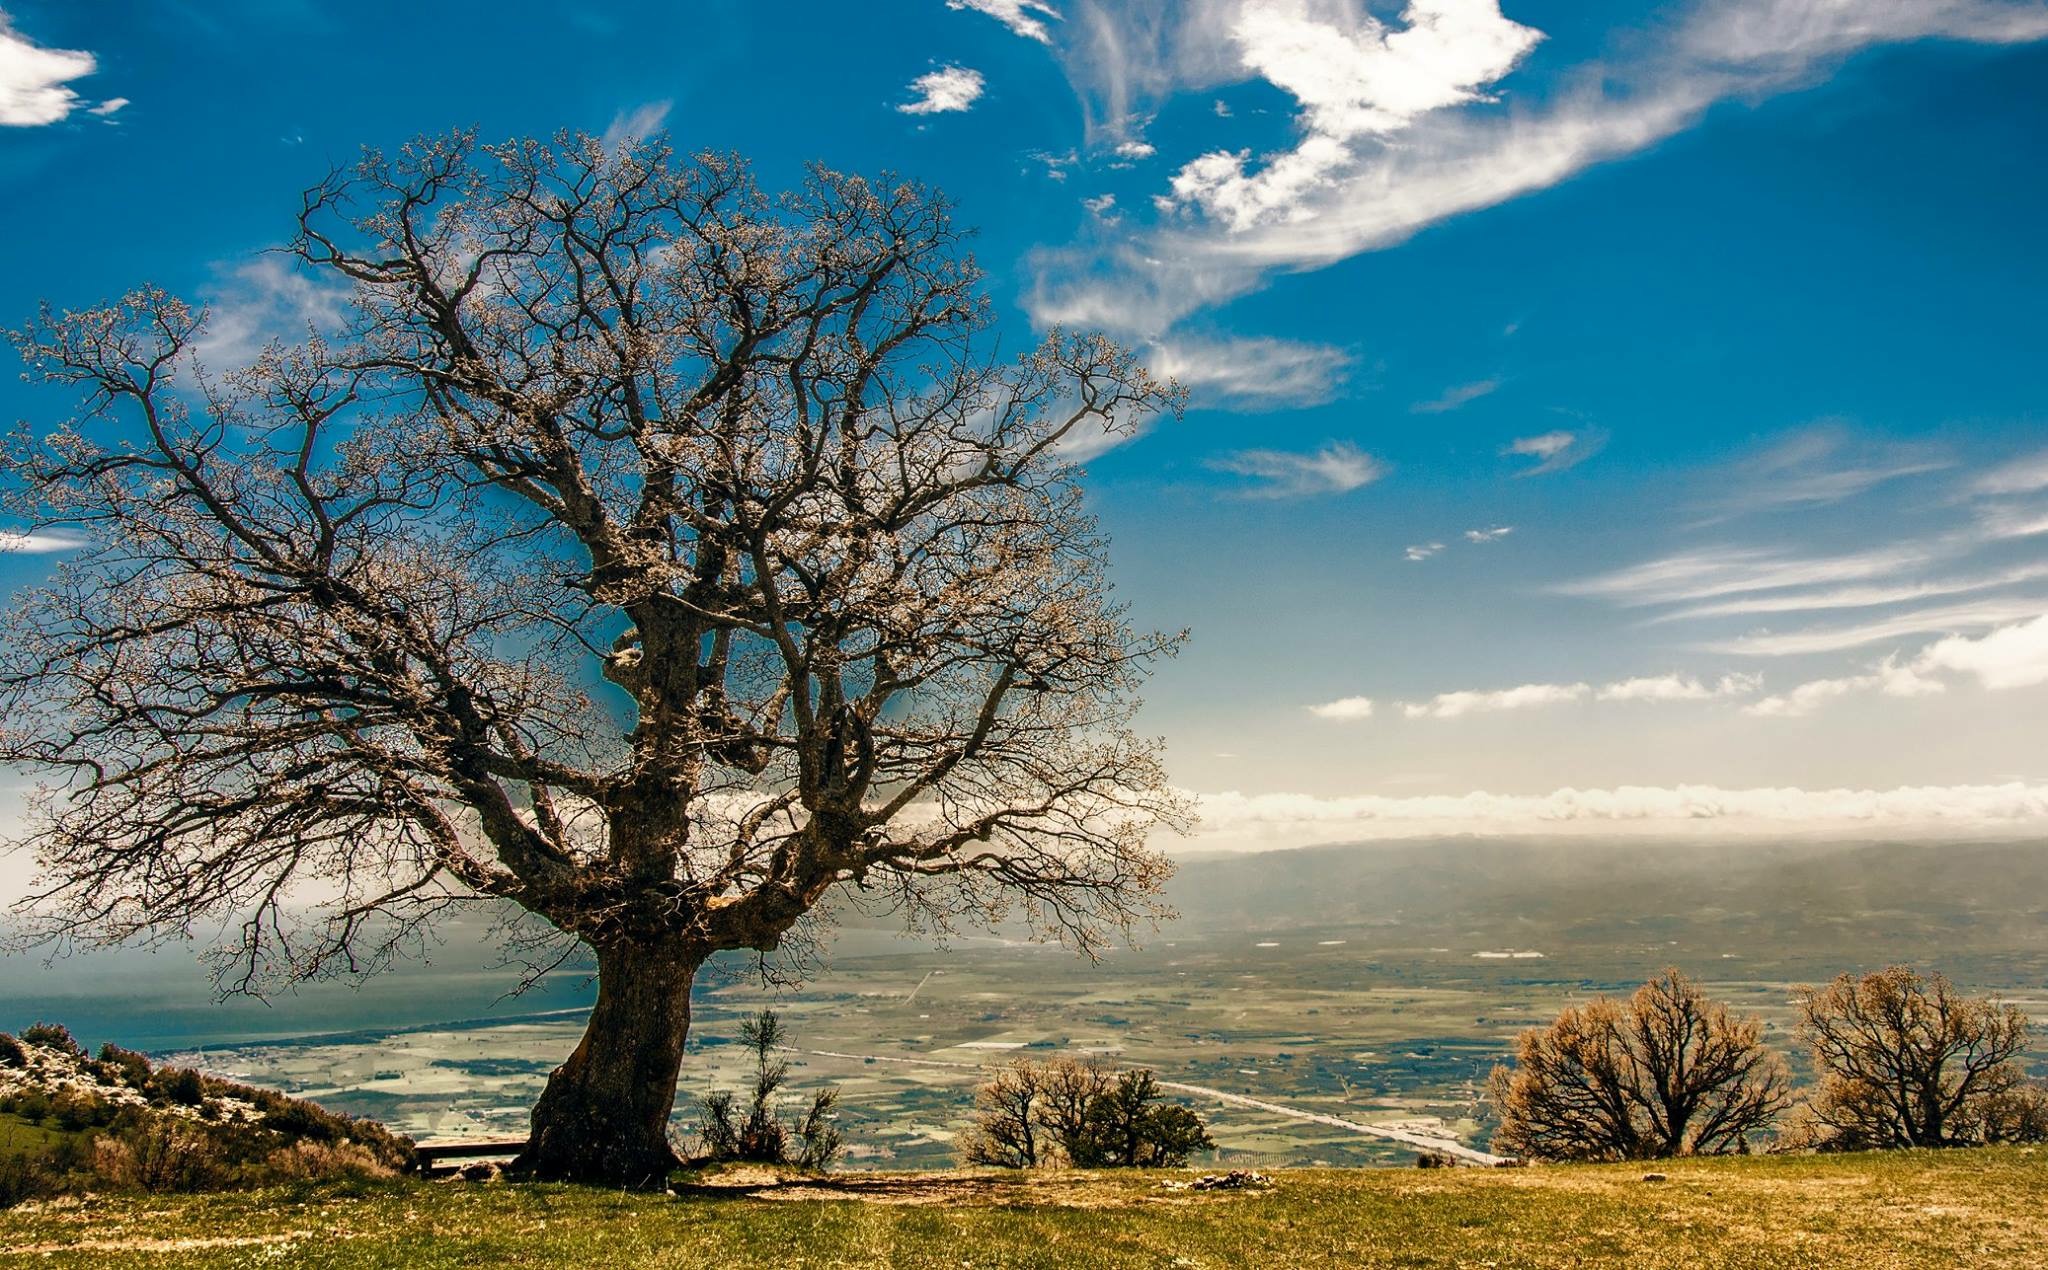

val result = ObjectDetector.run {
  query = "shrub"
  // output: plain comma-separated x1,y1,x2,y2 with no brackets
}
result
96,1044,152,1089
694,1010,843,1170
264,1139,397,1182
0,1153,55,1209
19,1022,82,1059
51,1091,114,1133
13,1091,52,1125
0,1034,26,1069
126,1121,229,1193
1068,1069,1215,1168
1416,1150,1457,1168
149,1066,206,1107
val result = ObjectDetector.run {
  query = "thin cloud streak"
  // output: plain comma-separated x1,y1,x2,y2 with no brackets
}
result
1412,377,1500,414
1700,597,2048,658
1209,441,1385,498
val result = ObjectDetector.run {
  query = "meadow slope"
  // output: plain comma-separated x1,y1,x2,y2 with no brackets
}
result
2,1147,2042,1268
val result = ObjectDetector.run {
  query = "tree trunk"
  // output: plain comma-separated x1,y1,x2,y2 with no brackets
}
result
512,938,705,1186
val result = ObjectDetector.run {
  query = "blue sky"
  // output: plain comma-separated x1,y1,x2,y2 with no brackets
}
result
4,0,2048,850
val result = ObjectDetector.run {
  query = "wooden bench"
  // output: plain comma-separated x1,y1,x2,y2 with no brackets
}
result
410,1138,529,1177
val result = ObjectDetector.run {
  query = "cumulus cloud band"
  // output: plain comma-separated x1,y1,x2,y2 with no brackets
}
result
1184,781,2048,851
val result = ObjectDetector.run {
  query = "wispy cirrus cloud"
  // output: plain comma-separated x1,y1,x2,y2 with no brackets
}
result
1145,333,1353,410
1560,543,1934,609
899,65,987,115
1700,596,2048,658
1463,524,1513,544
1404,541,1445,562
601,99,671,148
1974,447,2048,496
1648,561,2048,624
1504,427,1605,476
1411,377,1499,414
1209,440,1385,497
0,529,86,554
1717,424,1952,513
190,256,352,372
949,0,1062,44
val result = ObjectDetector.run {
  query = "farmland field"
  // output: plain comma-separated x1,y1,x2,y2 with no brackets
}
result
67,837,2040,1168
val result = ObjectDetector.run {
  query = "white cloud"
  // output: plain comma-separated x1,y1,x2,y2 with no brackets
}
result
0,529,85,554
1400,681,1589,720
87,96,126,117
601,99,671,148
1412,377,1499,413
1975,448,2048,497
900,65,987,115
1596,672,1760,703
1404,541,1445,562
1114,138,1157,160
1209,440,1385,497
1504,427,1604,475
1463,524,1512,543
1167,0,1544,230
1746,657,1946,717
1030,0,2048,342
191,256,352,371
1977,503,2048,541
1082,192,1118,216
1916,614,2048,690
1146,333,1352,410
1562,544,1934,609
1722,424,1951,511
1307,695,1375,720
1650,561,2048,624
0,12,95,126
1507,430,1572,459
949,0,1061,44
1182,780,2048,850
1700,596,2048,658
1743,614,2048,715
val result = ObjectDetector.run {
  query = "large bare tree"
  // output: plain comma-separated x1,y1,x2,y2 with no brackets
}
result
0,132,1188,1184
1489,969,1791,1160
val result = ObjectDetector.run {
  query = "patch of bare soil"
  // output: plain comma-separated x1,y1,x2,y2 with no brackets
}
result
677,1170,1193,1209
2,1231,315,1255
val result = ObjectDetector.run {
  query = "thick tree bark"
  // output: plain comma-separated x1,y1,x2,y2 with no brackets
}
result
512,939,706,1186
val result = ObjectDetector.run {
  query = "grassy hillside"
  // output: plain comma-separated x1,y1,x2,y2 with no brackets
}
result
2,1147,2043,1268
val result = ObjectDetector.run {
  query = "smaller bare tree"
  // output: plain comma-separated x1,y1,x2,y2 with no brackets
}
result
1795,966,2037,1150
959,1057,1209,1168
958,1058,1049,1168
1036,1056,1114,1164
1489,969,1791,1161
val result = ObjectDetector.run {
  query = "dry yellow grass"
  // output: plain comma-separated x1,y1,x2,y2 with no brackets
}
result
2,1146,2044,1267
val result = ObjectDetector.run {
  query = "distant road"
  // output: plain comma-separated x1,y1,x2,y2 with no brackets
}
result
798,1047,1507,1167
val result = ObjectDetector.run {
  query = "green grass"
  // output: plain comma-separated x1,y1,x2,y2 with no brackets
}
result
3,1147,2045,1268
0,1114,83,1156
